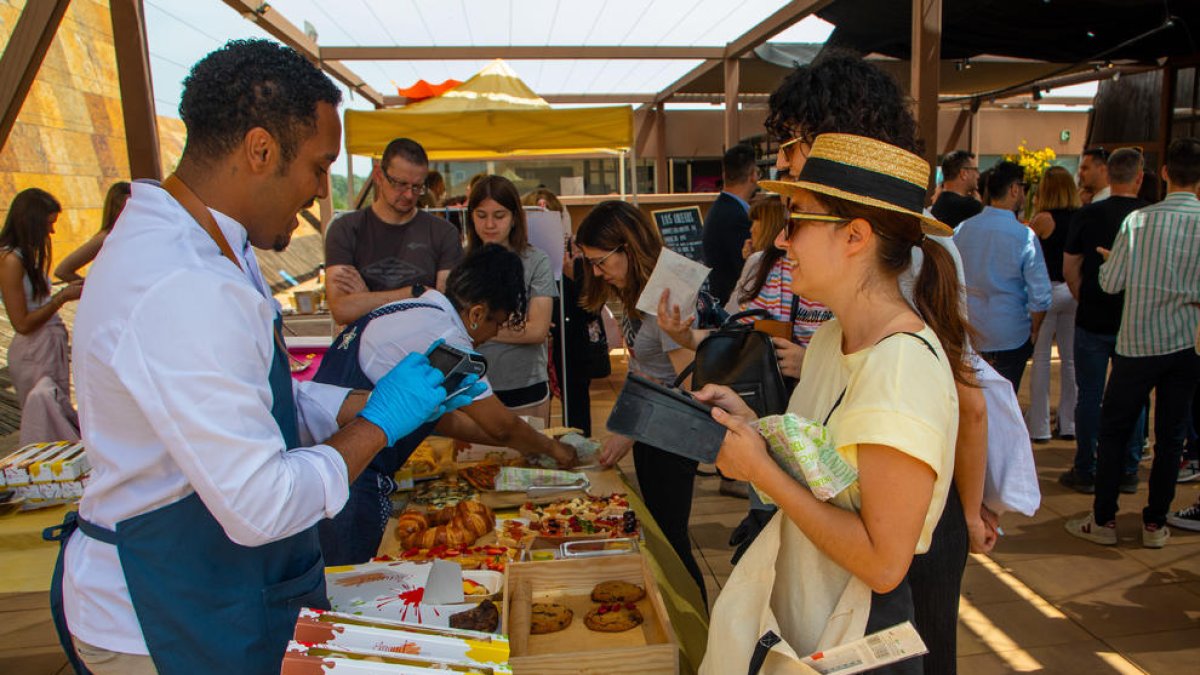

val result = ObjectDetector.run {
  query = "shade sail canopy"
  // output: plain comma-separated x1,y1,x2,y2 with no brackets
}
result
819,0,1200,63
345,60,633,160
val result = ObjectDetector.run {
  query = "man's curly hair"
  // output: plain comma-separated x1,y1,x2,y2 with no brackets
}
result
180,39,341,167
765,49,922,154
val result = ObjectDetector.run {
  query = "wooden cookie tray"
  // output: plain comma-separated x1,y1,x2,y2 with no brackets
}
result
501,554,678,674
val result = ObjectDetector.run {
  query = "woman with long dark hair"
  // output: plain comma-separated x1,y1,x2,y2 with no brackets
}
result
0,188,82,442
466,176,558,422
575,200,708,604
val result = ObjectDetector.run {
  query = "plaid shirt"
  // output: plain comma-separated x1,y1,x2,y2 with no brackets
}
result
1099,191,1200,357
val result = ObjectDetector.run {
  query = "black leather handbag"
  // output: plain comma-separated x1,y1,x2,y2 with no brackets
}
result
672,309,792,417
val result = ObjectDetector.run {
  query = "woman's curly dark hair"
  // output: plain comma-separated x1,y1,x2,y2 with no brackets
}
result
179,39,341,166
765,49,922,154
444,243,528,329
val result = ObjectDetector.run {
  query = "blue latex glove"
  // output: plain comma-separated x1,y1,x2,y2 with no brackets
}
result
430,374,488,420
358,352,446,445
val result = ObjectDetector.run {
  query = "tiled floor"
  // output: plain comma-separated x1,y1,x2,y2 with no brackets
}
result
585,349,1199,674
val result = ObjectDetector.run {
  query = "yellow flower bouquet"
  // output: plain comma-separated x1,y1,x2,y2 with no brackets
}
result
1004,143,1057,220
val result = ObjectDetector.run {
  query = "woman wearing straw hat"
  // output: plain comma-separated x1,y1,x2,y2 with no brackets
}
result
695,133,973,674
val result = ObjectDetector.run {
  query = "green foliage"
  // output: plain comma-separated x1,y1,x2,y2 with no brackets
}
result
330,174,368,210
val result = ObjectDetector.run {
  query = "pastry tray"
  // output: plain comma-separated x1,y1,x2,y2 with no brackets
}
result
502,554,678,674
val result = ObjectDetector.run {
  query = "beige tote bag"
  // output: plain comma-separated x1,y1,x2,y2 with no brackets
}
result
699,511,872,674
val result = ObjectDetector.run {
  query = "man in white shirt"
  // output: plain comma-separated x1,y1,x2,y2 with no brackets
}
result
48,40,479,675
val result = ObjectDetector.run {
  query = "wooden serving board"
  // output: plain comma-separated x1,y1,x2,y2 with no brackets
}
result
478,487,589,510
504,554,678,674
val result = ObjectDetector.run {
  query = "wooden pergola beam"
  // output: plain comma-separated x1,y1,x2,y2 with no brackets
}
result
724,58,740,148
911,0,941,191
321,46,724,61
655,0,833,104
653,59,722,105
110,0,161,180
221,0,385,108
723,0,835,59
0,0,72,153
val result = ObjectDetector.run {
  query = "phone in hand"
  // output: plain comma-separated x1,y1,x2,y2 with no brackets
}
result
425,341,488,400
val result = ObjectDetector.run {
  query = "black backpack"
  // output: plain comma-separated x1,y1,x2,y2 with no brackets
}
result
672,308,792,417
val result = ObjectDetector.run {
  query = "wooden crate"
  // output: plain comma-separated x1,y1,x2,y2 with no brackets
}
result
503,554,678,674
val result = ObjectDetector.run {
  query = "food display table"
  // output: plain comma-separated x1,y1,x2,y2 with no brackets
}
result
0,467,712,674
377,465,710,674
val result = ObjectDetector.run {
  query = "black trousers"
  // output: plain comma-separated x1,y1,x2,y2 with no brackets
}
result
907,483,969,675
632,442,707,607
865,579,924,674
981,339,1034,395
1095,348,1200,526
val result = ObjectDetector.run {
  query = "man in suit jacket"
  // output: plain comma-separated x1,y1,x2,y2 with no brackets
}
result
702,144,759,305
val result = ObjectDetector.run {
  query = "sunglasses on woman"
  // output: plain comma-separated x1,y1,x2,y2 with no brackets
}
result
783,212,851,240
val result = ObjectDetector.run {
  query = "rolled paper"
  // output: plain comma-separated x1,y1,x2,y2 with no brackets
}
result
754,413,857,504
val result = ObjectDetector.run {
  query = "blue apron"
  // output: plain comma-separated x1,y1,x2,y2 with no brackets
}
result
45,316,329,674
312,301,441,565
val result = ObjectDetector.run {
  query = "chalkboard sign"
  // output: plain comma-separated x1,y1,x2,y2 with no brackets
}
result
651,206,705,264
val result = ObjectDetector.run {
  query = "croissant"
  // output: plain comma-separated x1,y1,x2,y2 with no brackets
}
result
395,501,495,550
396,512,429,536
463,512,491,539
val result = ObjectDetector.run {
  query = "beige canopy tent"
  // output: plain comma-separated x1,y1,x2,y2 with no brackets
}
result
344,60,633,161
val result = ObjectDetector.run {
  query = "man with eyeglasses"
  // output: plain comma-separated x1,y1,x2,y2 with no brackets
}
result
932,150,983,229
954,160,1052,392
325,138,463,324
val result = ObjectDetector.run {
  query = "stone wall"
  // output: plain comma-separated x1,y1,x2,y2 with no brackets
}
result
0,0,186,268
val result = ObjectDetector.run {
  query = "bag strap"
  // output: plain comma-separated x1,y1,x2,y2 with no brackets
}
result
789,293,801,323
672,360,695,389
723,307,772,329
161,174,306,365
823,388,847,426
162,174,242,273
747,630,783,675
824,331,937,425
887,331,938,359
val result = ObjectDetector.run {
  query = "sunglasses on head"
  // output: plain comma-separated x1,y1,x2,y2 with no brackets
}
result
778,134,814,163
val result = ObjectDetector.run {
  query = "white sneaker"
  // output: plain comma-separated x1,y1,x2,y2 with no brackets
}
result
1142,524,1170,548
1065,513,1117,545
1167,502,1200,532
1177,459,1200,483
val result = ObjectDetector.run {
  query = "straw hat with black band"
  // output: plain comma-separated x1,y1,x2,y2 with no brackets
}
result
760,133,953,238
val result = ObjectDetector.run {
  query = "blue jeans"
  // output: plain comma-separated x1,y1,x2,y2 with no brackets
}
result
1073,327,1144,477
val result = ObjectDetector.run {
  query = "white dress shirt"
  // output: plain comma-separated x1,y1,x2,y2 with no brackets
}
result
359,291,492,401
64,182,351,654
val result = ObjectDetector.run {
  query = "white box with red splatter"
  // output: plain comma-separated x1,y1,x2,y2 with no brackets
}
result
324,560,502,628
284,608,510,673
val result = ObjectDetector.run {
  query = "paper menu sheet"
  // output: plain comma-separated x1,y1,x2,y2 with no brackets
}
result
801,621,927,674
635,247,711,320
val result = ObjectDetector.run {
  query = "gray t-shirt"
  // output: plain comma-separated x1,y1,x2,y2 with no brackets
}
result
477,246,559,391
325,207,462,291
621,312,682,386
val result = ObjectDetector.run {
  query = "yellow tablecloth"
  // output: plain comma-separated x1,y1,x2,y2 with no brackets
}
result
0,504,71,594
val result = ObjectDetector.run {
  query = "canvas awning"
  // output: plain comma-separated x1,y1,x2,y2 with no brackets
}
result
345,60,633,160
